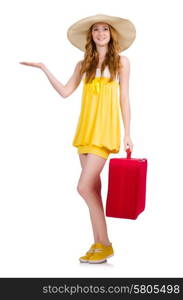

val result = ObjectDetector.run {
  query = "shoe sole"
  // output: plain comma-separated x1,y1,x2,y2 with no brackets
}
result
79,259,89,263
88,254,114,264
79,259,107,264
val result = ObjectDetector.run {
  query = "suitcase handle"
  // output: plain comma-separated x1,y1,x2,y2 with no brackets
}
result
126,147,132,159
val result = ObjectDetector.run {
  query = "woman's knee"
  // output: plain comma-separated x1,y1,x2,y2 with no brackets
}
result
77,181,94,196
77,174,101,195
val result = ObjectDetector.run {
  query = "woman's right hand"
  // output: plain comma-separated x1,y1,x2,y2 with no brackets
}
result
19,62,45,69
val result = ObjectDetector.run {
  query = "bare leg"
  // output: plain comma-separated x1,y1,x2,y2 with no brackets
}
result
79,155,103,205
79,154,104,243
77,153,110,246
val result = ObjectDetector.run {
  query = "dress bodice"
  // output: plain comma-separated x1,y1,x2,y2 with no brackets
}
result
82,66,120,83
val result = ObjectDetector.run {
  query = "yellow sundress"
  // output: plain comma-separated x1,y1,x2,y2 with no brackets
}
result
72,66,121,160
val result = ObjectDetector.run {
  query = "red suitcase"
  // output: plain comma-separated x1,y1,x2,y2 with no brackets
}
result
106,148,148,220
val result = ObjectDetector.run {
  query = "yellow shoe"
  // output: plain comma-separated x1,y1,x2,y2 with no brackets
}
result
88,243,114,264
79,243,96,263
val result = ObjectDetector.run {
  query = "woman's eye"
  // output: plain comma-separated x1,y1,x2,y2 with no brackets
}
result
93,27,109,31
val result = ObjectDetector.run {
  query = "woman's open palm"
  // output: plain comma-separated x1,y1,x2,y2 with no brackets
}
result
19,62,44,69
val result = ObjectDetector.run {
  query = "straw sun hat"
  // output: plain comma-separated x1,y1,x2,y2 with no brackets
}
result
67,14,136,52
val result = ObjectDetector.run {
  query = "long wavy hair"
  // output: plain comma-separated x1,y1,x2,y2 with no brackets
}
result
80,23,123,83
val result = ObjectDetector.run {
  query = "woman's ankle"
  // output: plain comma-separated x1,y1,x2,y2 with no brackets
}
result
95,240,111,247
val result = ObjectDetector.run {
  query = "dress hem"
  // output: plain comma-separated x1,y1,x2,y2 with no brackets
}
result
77,145,110,160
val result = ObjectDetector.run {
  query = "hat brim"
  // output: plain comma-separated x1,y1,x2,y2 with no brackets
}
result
67,14,136,52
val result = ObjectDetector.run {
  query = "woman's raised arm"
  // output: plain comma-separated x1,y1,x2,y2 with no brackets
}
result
19,60,83,98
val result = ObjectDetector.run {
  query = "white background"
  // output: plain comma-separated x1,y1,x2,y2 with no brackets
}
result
0,0,183,277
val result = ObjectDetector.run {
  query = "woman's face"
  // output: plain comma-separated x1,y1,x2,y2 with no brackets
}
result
91,22,110,48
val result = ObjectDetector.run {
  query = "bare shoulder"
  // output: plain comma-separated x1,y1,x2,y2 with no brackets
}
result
119,55,130,71
71,60,83,81
118,55,130,80
75,59,83,69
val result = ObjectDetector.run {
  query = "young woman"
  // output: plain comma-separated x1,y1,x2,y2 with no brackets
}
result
20,14,136,264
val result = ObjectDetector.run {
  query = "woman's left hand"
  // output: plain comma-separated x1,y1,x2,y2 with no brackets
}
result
123,135,134,152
